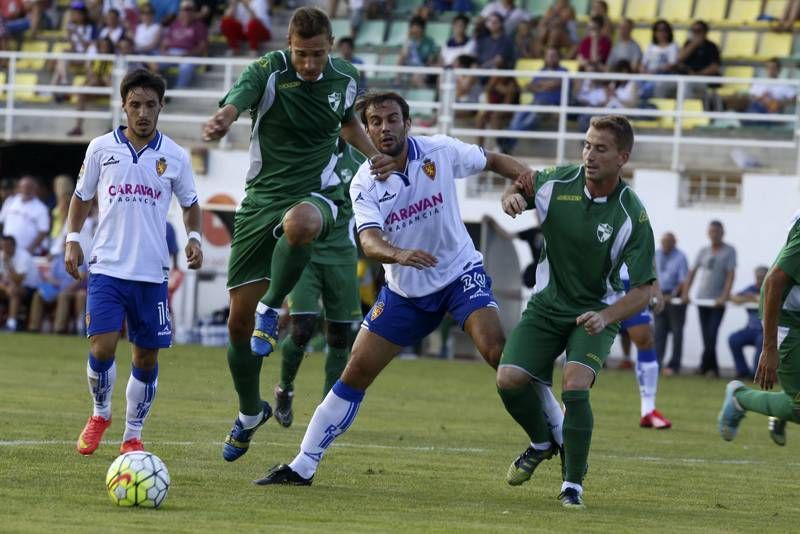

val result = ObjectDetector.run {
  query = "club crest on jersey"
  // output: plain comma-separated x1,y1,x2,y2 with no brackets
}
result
328,92,341,112
156,157,167,176
422,158,436,179
370,301,384,321
596,223,613,243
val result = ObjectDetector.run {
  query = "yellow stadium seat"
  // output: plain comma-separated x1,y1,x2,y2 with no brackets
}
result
723,30,758,57
560,59,579,72
660,0,693,23
674,28,688,46
716,65,754,95
519,92,534,105
625,0,657,20
604,0,624,18
649,98,676,128
17,40,48,70
758,32,793,58
764,0,789,18
70,75,86,104
515,58,544,88
51,41,70,54
682,98,710,129
728,0,762,22
631,28,651,50
13,73,50,103
694,0,728,22
708,30,723,46
0,71,6,100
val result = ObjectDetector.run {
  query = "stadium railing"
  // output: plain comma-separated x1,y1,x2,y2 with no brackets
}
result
1,50,798,175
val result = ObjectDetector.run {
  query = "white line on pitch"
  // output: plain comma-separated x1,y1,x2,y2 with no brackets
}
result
0,439,790,466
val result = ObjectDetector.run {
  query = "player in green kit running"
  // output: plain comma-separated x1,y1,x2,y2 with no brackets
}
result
271,138,366,427
497,115,656,509
718,209,800,449
201,6,394,462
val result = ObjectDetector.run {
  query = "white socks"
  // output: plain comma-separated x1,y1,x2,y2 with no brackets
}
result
123,373,158,441
535,382,565,448
636,360,659,417
87,358,116,419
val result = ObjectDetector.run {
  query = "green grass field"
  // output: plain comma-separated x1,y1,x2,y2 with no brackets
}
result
1,333,797,532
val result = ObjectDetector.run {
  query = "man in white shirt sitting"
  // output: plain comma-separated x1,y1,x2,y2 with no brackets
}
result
0,235,38,331
0,176,50,255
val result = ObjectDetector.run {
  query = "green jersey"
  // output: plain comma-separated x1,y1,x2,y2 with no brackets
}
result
220,49,359,206
762,212,800,328
311,143,366,265
524,164,656,318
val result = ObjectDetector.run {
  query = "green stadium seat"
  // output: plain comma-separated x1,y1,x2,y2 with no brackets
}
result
758,32,793,58
572,0,591,17
660,0,693,23
331,18,352,40
723,30,758,58
355,20,386,47
631,27,652,50
427,21,452,48
514,58,544,88
764,0,789,18
717,65,754,95
385,21,408,47
405,87,437,121
694,0,728,22
17,40,48,70
626,0,658,21
373,52,398,81
526,0,549,17
393,0,422,15
357,52,379,65
728,0,762,22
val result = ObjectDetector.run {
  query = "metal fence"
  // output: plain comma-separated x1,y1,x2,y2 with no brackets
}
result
2,50,799,173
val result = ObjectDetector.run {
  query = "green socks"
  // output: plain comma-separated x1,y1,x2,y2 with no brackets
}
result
498,384,553,444
279,336,305,393
263,235,311,309
735,387,800,423
324,346,349,396
226,341,263,415
562,389,593,485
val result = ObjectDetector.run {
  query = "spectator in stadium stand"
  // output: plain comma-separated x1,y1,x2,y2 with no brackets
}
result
133,3,162,55
160,0,209,88
98,7,125,45
535,0,577,58
479,0,530,37
499,46,566,153
336,37,366,93
430,0,474,14
149,0,180,24
453,54,481,105
606,18,641,72
681,220,737,378
27,242,87,334
653,231,689,376
724,57,798,125
51,2,96,92
0,235,38,331
440,13,475,68
1,0,47,38
475,12,514,70
513,18,535,59
49,174,74,246
577,15,612,72
589,0,614,35
194,0,222,27
398,15,440,88
220,0,271,56
639,19,679,98
68,37,115,136
727,266,768,380
0,175,50,255
674,20,721,103
776,0,800,31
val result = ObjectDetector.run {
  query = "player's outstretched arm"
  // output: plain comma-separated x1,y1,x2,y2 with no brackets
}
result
340,116,396,181
757,265,790,390
182,202,203,270
484,151,535,197
501,183,528,219
64,195,93,280
577,283,653,335
202,104,238,141
358,228,438,270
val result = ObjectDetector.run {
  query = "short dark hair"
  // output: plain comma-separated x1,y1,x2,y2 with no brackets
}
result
1,234,16,248
709,220,724,229
590,15,604,28
410,15,426,29
589,115,634,153
651,19,673,44
453,14,470,26
120,68,166,103
356,91,410,125
337,36,354,48
288,6,332,40
691,20,709,33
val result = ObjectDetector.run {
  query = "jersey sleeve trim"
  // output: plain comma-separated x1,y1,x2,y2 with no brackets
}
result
357,222,382,232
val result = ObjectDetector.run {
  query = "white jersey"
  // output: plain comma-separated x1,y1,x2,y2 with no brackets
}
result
74,127,198,283
350,135,486,298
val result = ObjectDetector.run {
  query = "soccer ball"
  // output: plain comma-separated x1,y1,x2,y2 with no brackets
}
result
105,451,170,508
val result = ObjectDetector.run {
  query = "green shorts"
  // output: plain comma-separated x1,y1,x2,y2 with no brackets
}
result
500,301,619,386
287,260,362,322
227,193,337,290
778,326,800,400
